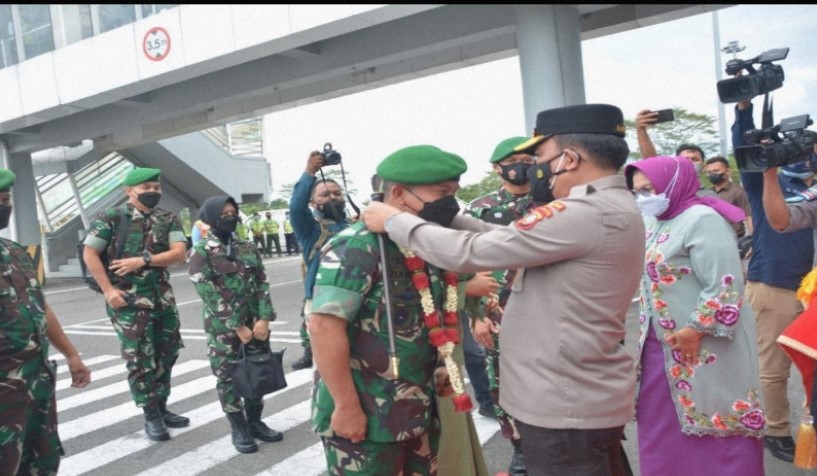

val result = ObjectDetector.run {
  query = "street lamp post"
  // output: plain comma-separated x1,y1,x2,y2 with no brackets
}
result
717,30,746,160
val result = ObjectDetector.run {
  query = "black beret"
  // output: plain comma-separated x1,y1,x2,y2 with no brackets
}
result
515,104,626,154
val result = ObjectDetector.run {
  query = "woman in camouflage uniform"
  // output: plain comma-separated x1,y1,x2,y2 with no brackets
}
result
188,195,283,454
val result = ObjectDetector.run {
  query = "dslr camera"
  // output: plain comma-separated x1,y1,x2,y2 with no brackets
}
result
735,114,816,172
717,47,788,103
320,142,342,166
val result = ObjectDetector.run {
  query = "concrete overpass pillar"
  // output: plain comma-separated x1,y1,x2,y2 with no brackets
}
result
1,149,40,246
513,5,585,135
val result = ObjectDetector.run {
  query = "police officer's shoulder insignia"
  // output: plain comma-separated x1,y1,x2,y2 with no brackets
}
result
515,201,566,230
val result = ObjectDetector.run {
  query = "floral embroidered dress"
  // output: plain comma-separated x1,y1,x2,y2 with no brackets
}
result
637,204,765,438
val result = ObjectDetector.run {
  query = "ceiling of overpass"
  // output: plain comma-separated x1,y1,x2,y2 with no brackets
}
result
1,4,734,155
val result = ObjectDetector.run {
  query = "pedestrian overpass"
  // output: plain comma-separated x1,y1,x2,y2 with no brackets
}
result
0,4,732,277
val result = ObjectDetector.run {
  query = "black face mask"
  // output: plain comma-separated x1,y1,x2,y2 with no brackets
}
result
215,215,239,234
526,154,570,204
0,205,11,231
708,172,726,185
137,191,161,209
320,200,347,221
499,162,531,185
416,195,460,227
527,163,556,204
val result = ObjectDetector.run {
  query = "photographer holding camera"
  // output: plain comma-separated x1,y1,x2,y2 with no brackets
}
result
288,148,352,370
733,98,815,462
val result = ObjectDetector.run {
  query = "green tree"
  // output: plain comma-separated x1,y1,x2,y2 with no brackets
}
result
625,108,719,161
268,198,289,209
456,171,501,203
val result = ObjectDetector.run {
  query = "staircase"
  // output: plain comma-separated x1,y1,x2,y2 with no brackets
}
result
51,256,83,279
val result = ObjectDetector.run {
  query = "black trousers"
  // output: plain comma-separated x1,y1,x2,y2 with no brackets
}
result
265,234,281,256
284,233,300,255
516,421,629,476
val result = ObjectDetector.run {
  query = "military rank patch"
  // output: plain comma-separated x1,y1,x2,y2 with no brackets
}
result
514,201,566,230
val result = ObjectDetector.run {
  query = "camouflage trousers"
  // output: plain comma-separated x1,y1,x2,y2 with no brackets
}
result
486,333,521,442
206,331,268,414
321,428,440,476
107,304,184,407
0,361,62,475
298,298,311,349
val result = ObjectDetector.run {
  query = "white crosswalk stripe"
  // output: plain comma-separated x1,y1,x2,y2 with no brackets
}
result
56,355,501,475
56,354,119,375
58,359,211,411
59,369,315,476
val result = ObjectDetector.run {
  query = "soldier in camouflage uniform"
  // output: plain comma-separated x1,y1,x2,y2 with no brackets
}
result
189,196,283,454
464,137,536,476
82,167,189,441
309,145,468,475
0,169,91,475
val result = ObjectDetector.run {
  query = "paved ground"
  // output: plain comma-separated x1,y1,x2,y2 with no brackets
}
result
41,257,817,475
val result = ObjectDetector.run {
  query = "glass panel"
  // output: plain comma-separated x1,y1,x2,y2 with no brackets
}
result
0,5,18,68
141,4,176,19
19,4,54,60
99,4,135,33
78,5,93,40
61,5,93,46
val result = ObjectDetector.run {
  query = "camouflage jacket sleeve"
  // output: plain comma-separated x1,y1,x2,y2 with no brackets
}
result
188,239,242,330
162,210,188,244
311,224,378,321
250,244,276,322
83,209,115,251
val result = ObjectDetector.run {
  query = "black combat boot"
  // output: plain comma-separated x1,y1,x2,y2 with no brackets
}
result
509,439,527,476
143,406,170,441
158,401,190,428
245,404,284,442
291,347,313,370
226,411,258,453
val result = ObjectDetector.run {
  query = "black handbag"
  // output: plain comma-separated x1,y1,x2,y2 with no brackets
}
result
227,343,287,399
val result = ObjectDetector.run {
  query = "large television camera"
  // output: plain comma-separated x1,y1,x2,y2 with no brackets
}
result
735,114,816,172
717,48,788,103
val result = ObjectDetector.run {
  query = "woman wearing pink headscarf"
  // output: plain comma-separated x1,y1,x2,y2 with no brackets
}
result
624,156,765,475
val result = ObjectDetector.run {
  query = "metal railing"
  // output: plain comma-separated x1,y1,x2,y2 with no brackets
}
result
36,152,133,232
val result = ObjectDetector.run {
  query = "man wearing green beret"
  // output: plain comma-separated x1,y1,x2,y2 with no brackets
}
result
0,168,92,475
309,145,484,475
83,167,189,441
463,136,537,476
364,105,645,476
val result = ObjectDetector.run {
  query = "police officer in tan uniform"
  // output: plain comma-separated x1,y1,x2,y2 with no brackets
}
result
364,104,645,476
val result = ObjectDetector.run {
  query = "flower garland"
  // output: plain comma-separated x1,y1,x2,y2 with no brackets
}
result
401,246,473,412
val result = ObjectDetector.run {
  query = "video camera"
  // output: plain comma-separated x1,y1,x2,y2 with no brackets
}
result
320,142,341,166
735,114,816,172
717,48,788,103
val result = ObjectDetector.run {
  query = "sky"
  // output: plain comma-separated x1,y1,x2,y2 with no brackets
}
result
262,4,817,205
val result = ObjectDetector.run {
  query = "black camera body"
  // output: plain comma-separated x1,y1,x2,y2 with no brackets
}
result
717,48,788,103
320,142,342,166
735,114,816,172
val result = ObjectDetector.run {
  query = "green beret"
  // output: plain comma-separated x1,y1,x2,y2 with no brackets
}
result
123,167,161,186
0,169,15,192
490,137,530,163
377,145,467,185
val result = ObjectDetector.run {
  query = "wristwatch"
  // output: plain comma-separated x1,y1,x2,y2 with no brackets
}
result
142,251,152,267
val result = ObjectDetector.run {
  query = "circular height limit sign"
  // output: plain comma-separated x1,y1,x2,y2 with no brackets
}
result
143,27,170,61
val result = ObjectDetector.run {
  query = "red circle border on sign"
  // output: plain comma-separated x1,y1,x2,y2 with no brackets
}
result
143,26,171,62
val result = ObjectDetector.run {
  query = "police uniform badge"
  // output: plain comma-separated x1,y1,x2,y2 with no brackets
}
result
515,201,566,230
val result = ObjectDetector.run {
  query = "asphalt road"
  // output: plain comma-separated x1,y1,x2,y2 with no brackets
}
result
43,256,816,475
